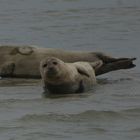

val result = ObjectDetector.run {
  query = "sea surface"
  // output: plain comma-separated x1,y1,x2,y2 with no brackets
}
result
0,0,140,140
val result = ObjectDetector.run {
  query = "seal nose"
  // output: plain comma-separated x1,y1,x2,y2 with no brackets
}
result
48,66,55,71
47,64,56,74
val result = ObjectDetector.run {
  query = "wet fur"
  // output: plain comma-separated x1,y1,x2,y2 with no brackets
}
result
40,57,100,94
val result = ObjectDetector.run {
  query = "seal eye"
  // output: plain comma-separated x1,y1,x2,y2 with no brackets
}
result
43,64,47,68
53,62,57,65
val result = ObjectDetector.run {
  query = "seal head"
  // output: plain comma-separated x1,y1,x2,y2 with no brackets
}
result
40,57,67,84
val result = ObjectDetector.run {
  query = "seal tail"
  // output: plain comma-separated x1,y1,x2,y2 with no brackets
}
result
95,52,136,64
95,58,136,76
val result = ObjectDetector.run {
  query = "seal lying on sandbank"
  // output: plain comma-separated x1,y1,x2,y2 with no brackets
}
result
0,45,136,78
40,57,103,94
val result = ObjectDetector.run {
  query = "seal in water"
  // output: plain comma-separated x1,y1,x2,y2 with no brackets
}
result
40,57,103,94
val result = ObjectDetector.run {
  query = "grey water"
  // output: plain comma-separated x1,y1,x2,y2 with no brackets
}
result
0,0,140,140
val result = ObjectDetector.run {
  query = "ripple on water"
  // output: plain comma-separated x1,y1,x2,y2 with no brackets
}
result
18,110,129,123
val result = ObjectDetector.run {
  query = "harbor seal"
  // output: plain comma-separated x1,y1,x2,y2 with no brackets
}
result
40,57,103,94
0,45,136,78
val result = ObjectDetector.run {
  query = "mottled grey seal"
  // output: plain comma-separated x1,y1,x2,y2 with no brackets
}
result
0,45,136,78
40,57,103,94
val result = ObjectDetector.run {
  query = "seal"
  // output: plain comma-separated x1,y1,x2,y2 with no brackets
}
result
40,57,103,94
0,45,136,78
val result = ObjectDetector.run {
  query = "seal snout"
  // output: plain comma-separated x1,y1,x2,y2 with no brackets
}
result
47,66,57,75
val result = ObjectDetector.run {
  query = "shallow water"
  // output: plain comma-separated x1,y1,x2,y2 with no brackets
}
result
0,0,140,140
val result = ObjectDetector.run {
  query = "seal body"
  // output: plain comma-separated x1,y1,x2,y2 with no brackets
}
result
0,45,136,78
40,57,102,94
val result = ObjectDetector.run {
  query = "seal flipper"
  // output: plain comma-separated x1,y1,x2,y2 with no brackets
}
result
0,62,15,77
76,67,90,77
75,80,84,93
90,60,103,71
